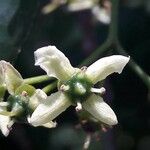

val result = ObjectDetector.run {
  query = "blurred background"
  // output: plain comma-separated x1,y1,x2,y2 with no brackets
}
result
0,0,150,149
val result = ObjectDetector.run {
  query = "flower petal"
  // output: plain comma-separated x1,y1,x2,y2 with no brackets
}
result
0,62,4,85
82,94,118,125
68,0,94,11
0,115,14,136
0,60,23,95
29,89,47,110
0,62,6,100
85,55,130,84
29,91,71,126
92,6,110,24
34,45,76,81
41,121,57,128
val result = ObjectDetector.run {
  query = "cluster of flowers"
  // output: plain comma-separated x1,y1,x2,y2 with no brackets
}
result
42,0,111,24
0,45,129,136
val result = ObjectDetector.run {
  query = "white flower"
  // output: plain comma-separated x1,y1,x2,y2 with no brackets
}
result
0,60,56,136
30,45,130,127
0,61,19,136
68,0,96,11
0,60,25,136
67,0,111,24
92,6,111,24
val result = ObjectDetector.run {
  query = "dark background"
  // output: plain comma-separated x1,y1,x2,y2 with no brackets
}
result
0,0,150,149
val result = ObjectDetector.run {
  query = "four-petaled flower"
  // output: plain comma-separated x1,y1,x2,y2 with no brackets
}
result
29,45,130,127
0,60,21,136
0,61,56,136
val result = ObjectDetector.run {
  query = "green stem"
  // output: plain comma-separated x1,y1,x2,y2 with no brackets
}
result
24,75,53,85
42,81,57,93
116,44,150,89
111,0,150,89
107,0,119,41
22,0,149,89
79,40,111,67
79,0,119,67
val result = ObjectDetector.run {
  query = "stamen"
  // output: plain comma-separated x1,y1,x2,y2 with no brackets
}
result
83,134,91,150
90,87,106,95
60,84,70,92
101,124,107,132
81,66,87,71
75,102,82,112
21,91,28,96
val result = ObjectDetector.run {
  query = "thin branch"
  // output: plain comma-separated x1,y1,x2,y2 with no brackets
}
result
116,44,150,89
80,40,111,67
24,75,54,85
42,81,57,93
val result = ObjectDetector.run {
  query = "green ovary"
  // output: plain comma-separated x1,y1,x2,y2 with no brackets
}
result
63,72,93,104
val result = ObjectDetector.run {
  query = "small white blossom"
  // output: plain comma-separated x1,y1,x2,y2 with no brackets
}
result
0,61,56,136
0,61,19,136
92,6,111,24
42,0,111,24
68,0,96,11
30,45,130,127
67,0,111,24
0,60,27,136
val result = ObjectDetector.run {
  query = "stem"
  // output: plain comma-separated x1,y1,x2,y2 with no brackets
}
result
116,44,150,89
79,0,119,67
107,0,119,41
42,81,57,93
80,40,111,67
82,0,150,89
22,0,149,89
129,60,150,89
111,0,150,89
24,75,53,85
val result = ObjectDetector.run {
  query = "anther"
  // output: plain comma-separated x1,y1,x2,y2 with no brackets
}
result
81,66,87,71
101,124,107,132
90,87,106,95
60,84,70,92
21,91,28,97
75,102,82,112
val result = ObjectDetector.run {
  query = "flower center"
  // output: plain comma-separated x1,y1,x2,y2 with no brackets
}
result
61,72,93,104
